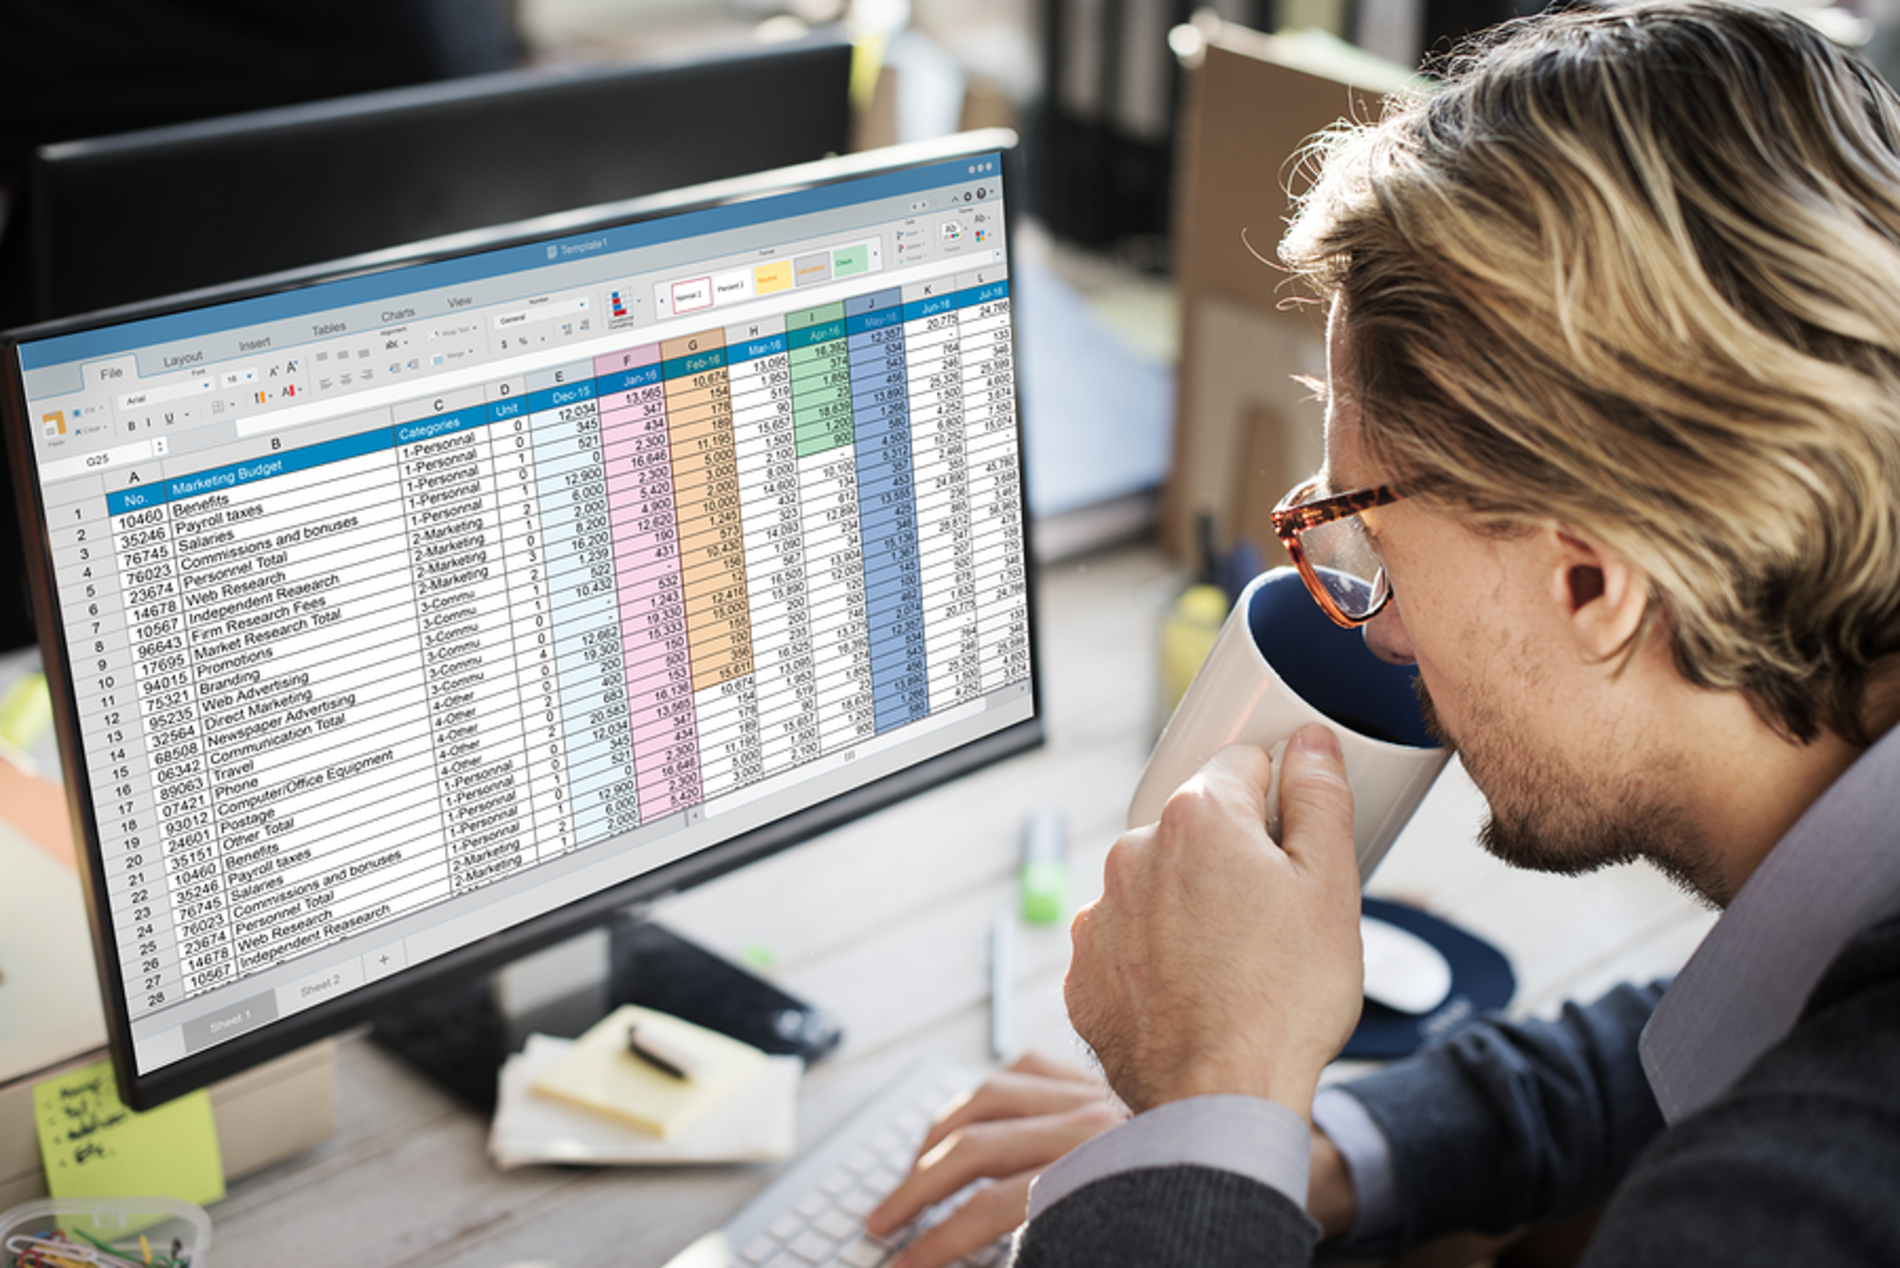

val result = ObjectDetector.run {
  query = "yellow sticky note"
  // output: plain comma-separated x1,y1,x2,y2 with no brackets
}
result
34,1060,225,1206
0,671,51,751
530,1005,766,1139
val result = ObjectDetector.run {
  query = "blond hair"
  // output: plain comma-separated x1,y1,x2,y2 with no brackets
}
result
1283,0,1900,743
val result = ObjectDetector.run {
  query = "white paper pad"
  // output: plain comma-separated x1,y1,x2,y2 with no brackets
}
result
490,1033,801,1170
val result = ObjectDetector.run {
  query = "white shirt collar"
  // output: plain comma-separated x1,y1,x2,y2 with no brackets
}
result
1641,721,1900,1122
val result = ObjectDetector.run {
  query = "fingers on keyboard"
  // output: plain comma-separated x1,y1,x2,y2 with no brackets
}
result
732,1072,1010,1268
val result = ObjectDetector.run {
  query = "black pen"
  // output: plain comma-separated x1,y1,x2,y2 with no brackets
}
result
627,1025,697,1080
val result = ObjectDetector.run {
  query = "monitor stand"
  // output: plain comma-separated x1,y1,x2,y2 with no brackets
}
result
368,911,843,1113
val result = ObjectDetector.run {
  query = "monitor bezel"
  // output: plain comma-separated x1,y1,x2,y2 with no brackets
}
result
2,130,1044,1109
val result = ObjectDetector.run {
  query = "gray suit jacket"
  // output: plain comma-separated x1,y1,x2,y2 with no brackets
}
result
1013,913,1900,1266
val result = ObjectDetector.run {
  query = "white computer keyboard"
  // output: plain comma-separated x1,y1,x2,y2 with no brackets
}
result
661,1057,1012,1268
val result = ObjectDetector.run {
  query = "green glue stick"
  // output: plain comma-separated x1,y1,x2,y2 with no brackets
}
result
1020,807,1069,925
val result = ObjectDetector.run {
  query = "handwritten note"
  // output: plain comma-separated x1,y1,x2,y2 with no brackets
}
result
34,1059,224,1205
0,670,51,751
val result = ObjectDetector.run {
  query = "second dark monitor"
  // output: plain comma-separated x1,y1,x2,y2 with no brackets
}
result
28,35,854,321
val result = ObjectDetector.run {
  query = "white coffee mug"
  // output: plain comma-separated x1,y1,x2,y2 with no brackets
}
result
1129,568,1451,882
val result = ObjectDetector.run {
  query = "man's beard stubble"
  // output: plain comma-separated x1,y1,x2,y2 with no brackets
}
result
1411,676,1727,907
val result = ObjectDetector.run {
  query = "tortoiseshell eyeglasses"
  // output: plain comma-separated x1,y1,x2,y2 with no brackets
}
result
1269,477,1407,627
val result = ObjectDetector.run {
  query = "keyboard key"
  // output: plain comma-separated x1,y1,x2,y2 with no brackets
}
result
838,1189,880,1219
821,1170,856,1197
838,1240,887,1268
796,1191,831,1219
742,1234,779,1263
846,1149,877,1174
869,1130,901,1155
768,1213,804,1241
868,1167,905,1195
789,1229,838,1263
764,1254,805,1268
814,1209,859,1240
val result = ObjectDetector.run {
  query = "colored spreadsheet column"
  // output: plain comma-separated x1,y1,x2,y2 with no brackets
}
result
844,288,928,732
598,344,698,823
664,330,759,801
526,367,639,846
788,302,876,753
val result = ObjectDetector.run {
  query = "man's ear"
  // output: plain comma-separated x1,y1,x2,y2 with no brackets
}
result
1547,525,1647,660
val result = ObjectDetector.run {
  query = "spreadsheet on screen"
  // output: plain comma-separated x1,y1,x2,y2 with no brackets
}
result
13,150,1032,1077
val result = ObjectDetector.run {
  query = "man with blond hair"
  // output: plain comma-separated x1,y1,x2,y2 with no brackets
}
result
865,2,1900,1263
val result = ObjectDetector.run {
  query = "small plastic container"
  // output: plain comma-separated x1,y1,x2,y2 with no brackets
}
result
0,1196,212,1266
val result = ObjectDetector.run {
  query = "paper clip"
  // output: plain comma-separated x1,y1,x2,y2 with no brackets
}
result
5,1228,190,1268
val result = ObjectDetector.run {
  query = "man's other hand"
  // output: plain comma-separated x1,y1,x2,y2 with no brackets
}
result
864,1053,1127,1268
1065,730,1364,1117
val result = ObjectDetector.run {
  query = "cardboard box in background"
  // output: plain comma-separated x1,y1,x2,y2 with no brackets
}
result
1165,20,1414,564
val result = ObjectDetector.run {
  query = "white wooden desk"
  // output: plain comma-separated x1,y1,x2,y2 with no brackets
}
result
206,544,1715,1267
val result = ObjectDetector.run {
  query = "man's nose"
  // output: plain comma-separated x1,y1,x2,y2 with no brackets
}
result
1363,602,1416,665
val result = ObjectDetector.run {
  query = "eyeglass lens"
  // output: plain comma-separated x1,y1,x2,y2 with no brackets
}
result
1300,513,1387,620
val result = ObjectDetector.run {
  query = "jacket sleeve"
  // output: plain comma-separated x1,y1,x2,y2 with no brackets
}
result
1335,981,1667,1253
1012,1166,1321,1268
1011,980,1667,1266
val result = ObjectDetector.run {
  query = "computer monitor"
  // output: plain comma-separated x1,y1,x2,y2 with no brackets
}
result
1,130,1039,1109
25,35,855,321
